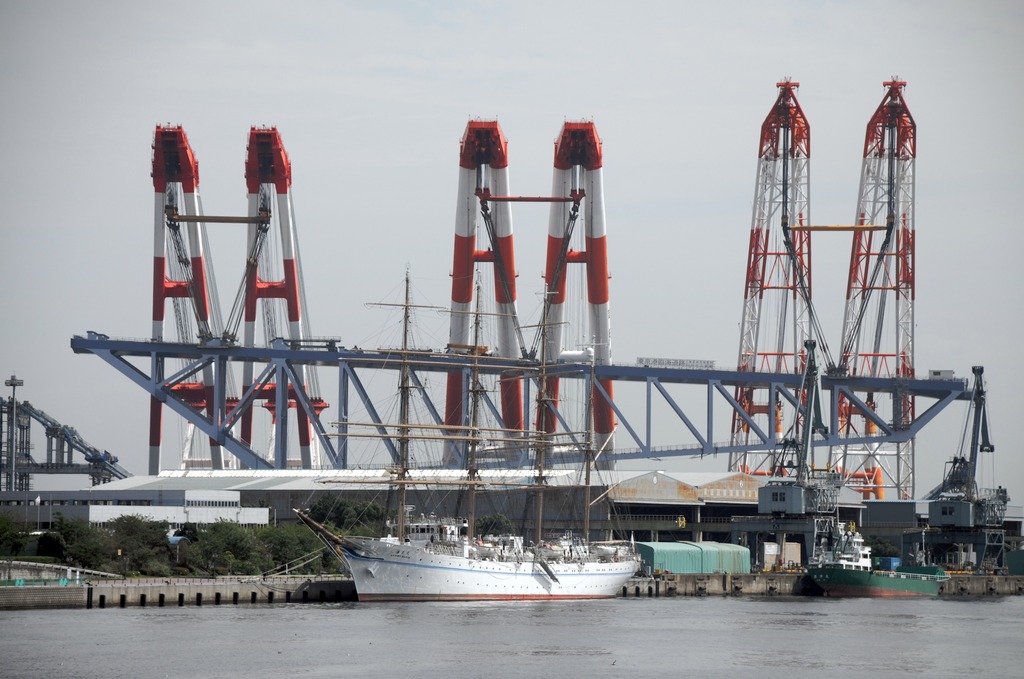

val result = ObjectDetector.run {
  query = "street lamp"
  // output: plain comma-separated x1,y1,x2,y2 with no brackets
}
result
5,375,23,492
35,495,41,531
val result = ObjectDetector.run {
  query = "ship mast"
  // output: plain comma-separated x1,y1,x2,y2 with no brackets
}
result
465,282,485,541
533,293,553,546
583,358,595,541
395,270,413,542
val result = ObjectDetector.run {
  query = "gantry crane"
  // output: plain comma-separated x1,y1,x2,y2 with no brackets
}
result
443,121,615,470
150,125,326,473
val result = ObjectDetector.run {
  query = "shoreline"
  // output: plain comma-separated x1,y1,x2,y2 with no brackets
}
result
3,571,1023,609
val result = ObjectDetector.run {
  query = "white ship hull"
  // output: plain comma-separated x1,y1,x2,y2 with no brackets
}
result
341,537,638,602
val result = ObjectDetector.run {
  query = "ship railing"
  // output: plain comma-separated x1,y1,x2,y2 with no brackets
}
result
873,569,948,582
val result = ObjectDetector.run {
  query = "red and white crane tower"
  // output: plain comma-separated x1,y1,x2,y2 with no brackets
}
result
730,80,814,474
836,80,917,498
445,120,615,469
540,121,615,468
150,125,225,473
234,126,324,469
445,120,524,466
150,125,324,472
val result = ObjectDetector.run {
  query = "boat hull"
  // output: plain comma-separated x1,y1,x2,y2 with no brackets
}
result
341,538,637,602
808,567,945,598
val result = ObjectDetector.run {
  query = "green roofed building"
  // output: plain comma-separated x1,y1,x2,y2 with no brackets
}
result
637,541,750,575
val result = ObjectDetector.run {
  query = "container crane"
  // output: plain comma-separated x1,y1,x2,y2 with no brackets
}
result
150,125,326,472
731,80,921,503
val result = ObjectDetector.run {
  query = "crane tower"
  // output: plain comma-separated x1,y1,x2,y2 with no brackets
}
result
237,126,325,469
445,121,524,466
541,122,615,468
835,80,917,498
729,80,813,475
150,125,225,473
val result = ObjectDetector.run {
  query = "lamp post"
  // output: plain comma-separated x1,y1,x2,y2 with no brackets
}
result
35,495,41,531
5,375,23,492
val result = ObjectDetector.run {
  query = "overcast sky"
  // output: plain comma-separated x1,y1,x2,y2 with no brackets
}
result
2,1,1021,503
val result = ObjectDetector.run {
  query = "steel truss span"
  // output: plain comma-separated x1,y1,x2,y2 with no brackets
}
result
70,332,970,472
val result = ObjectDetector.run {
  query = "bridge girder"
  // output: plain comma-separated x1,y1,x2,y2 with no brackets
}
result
71,332,970,472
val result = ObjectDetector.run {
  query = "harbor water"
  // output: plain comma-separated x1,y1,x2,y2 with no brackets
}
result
3,595,1021,678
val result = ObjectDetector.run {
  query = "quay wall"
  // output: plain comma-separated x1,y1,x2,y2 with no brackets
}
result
621,573,1024,597
0,576,356,610
943,574,1024,596
0,585,88,609
5,573,1023,608
622,573,808,597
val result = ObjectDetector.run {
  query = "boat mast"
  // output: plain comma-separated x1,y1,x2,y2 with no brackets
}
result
583,357,595,541
533,294,553,545
466,281,485,541
395,269,412,542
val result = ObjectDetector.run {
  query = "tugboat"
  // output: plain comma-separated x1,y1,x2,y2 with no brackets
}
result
807,527,948,598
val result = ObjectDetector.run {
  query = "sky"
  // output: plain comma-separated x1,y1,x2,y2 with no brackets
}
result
1,1,1022,504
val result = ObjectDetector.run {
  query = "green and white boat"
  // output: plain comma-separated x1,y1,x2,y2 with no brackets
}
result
808,530,948,598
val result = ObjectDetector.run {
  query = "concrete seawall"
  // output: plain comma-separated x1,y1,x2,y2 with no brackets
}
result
623,573,809,597
943,574,1024,596
0,576,356,610
622,573,1024,597
4,573,1022,608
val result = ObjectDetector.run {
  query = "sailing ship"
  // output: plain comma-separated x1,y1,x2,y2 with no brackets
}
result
295,506,638,601
295,273,639,601
807,528,948,598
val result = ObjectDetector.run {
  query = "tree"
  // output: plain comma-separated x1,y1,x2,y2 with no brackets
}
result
307,496,388,536
257,524,330,574
66,524,115,571
0,514,29,556
108,515,172,575
190,520,269,575
865,535,901,558
476,513,514,537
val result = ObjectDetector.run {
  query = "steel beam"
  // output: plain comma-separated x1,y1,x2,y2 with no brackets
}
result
71,332,971,472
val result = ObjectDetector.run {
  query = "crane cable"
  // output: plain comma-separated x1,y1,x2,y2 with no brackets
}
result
837,113,900,374
164,186,213,342
476,188,528,359
776,122,835,370
528,187,583,362
221,187,273,343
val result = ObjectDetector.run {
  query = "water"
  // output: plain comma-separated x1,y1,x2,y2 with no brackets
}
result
3,596,1021,678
